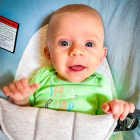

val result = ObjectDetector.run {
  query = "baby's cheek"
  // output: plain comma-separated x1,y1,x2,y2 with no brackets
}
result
90,58,100,67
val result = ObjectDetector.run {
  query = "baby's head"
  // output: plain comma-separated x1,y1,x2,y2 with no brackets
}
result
44,4,107,83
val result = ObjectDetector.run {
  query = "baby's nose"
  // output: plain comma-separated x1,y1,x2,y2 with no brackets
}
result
68,45,85,57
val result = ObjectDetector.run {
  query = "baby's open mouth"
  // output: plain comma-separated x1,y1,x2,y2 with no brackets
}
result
69,65,86,71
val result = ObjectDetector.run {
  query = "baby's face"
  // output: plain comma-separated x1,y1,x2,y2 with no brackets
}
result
46,12,107,83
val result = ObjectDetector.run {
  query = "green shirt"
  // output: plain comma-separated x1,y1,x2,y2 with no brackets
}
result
30,67,112,115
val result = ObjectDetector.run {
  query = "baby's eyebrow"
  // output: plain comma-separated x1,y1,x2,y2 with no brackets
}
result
54,33,67,40
54,33,102,43
88,33,101,42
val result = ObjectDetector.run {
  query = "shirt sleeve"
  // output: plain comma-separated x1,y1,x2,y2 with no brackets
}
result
96,76,113,115
29,69,42,106
29,67,55,105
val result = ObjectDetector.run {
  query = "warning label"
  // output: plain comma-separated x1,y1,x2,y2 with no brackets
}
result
0,16,19,53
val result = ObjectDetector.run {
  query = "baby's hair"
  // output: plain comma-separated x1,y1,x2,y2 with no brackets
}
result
53,4,99,15
47,4,104,45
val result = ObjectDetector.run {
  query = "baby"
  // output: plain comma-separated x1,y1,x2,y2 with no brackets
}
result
3,4,135,121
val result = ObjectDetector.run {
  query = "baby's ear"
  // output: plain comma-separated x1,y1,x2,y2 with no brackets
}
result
44,46,52,65
100,47,107,64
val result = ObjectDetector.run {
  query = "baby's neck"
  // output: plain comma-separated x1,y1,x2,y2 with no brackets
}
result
56,73,68,82
56,73,88,83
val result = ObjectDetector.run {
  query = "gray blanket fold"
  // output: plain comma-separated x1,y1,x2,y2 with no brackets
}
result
0,98,117,140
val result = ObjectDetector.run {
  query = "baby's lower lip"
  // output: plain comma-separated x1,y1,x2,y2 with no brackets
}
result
68,65,86,72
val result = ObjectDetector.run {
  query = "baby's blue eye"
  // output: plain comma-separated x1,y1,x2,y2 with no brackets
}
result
61,41,69,46
85,42,94,47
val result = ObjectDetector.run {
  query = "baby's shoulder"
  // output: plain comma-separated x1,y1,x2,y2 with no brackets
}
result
91,72,108,86
37,67,56,76
92,72,107,79
31,67,56,85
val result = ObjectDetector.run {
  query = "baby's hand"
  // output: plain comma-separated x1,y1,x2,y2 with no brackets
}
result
2,78,40,106
102,99,135,121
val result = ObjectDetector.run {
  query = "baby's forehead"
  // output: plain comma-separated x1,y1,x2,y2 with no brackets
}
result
47,11,104,44
48,4,104,29
49,11,104,31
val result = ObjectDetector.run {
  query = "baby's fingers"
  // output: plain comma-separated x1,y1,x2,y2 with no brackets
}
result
3,83,19,97
21,78,29,88
102,100,119,114
3,86,10,96
102,103,110,113
9,83,19,94
128,103,135,113
119,103,130,121
28,83,40,95
14,81,25,94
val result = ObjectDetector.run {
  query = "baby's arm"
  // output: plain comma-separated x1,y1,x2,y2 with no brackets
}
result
102,99,135,121
2,78,40,106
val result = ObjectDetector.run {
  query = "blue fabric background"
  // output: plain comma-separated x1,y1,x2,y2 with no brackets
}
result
0,0,140,139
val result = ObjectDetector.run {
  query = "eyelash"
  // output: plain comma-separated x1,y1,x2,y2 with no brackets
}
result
85,42,95,47
60,41,70,46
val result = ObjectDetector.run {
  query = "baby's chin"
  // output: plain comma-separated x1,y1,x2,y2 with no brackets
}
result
56,74,87,83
